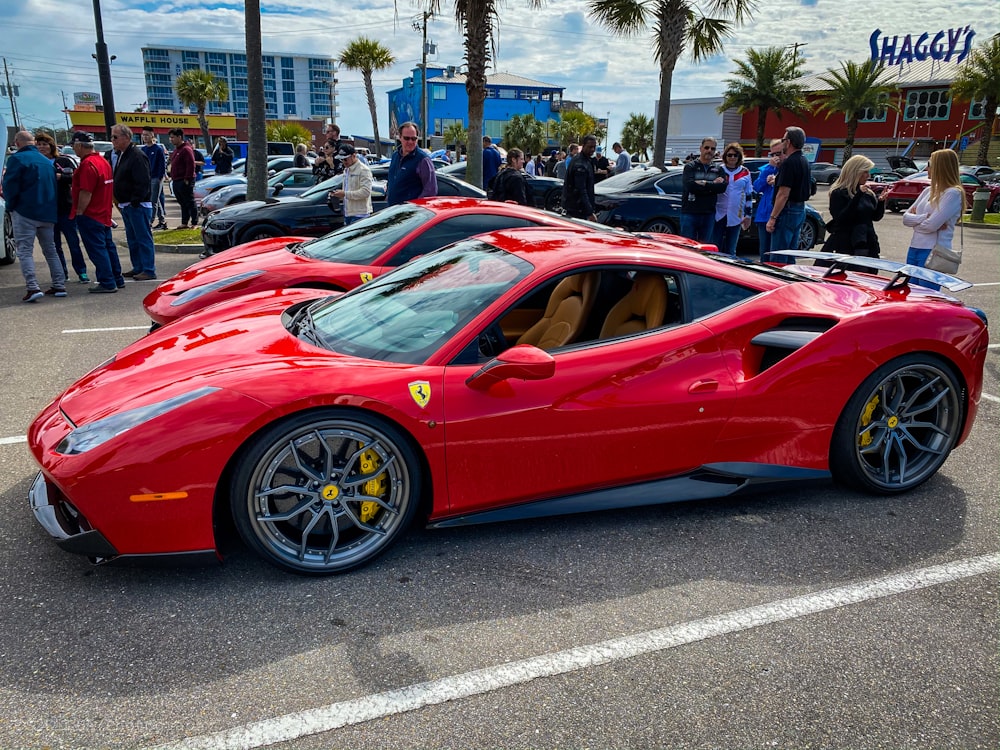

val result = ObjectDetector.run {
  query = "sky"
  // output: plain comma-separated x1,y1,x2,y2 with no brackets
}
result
0,0,996,143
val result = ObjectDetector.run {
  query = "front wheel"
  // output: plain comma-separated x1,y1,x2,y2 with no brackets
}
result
989,195,1000,213
230,410,421,574
797,217,817,250
238,224,281,244
544,190,561,212
642,218,679,234
1,210,14,265
830,355,963,494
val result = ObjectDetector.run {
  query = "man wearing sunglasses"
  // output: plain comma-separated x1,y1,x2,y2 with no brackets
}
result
387,121,437,206
680,136,727,243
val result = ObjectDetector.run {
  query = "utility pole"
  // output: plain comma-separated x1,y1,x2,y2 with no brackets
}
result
91,0,117,140
2,58,20,130
787,42,808,67
61,90,71,135
413,10,433,149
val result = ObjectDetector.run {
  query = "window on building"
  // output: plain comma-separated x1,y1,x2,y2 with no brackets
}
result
431,85,446,100
282,68,295,82
498,88,516,99
969,98,988,120
183,63,200,72
857,93,890,123
281,57,294,68
182,51,200,63
903,89,952,121
144,49,170,61
484,120,505,140
207,52,226,65
284,104,297,116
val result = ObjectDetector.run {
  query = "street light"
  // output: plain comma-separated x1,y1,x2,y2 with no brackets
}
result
91,0,117,140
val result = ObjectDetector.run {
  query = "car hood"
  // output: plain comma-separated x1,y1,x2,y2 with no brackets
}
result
57,289,387,426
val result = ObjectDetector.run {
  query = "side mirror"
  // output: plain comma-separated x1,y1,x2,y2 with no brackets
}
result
272,183,284,195
466,344,555,390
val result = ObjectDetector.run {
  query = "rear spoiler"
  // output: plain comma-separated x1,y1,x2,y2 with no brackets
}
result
766,250,973,293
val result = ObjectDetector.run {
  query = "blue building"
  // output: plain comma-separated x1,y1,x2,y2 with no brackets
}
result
387,66,581,144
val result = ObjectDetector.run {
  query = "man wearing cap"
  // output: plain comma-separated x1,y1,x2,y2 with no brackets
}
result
2,130,66,302
112,124,156,281
329,144,373,225
70,131,125,294
386,122,436,206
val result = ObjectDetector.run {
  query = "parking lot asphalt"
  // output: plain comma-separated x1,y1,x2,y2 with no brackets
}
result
0,187,996,749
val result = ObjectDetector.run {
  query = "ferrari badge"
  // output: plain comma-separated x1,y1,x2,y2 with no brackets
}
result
359,272,373,283
408,381,432,409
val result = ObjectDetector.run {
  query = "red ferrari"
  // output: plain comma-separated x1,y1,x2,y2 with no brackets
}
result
144,197,674,328
28,231,988,575
884,171,1000,213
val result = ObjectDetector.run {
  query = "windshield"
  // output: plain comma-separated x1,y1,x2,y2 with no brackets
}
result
597,169,661,191
305,240,532,364
298,204,435,264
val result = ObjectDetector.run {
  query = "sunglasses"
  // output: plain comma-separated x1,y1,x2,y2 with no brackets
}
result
401,136,417,142
724,152,739,157
701,146,716,151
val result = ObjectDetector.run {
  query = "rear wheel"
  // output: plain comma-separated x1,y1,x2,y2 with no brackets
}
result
230,410,421,574
641,218,678,234
830,355,963,494
544,190,561,212
989,195,1000,213
1,210,14,265
798,217,817,249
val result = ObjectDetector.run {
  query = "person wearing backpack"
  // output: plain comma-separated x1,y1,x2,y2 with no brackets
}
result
490,149,530,206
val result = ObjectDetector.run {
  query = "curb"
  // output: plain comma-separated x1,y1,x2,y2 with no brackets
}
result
156,244,204,254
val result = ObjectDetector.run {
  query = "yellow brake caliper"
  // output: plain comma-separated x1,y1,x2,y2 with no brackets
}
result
359,448,387,523
859,395,880,447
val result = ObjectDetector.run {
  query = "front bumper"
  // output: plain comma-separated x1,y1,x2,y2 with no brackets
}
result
29,472,119,559
201,225,236,252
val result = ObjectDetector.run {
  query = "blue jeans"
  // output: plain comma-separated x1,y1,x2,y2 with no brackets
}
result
345,214,370,225
120,204,156,277
713,219,741,257
76,214,124,290
12,212,65,291
906,245,937,289
679,212,715,243
54,212,88,277
769,203,805,264
151,178,166,223
755,221,772,261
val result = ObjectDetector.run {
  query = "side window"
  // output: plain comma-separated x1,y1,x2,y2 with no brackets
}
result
387,215,539,267
436,179,461,197
656,174,683,195
684,273,756,319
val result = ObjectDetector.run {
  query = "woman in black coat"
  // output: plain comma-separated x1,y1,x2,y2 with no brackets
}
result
824,155,886,257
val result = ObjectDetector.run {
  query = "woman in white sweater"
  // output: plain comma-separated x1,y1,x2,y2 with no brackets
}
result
901,149,965,274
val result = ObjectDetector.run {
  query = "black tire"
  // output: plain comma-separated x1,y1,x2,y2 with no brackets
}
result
1,210,14,266
230,409,421,574
544,190,561,212
238,224,281,244
887,201,902,213
830,354,963,494
989,195,1000,213
828,175,837,185
641,218,679,234
798,217,818,250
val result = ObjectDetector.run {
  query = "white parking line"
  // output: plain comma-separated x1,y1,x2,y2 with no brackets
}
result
982,393,1000,403
0,436,27,446
62,326,150,334
151,553,1000,750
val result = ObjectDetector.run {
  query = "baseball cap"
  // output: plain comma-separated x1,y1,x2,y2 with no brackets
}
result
71,131,94,144
335,144,356,159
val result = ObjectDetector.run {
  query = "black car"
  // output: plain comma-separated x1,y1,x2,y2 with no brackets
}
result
594,167,825,252
201,167,485,253
436,161,564,211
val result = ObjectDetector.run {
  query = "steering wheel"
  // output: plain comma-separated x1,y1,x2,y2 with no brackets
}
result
478,322,507,359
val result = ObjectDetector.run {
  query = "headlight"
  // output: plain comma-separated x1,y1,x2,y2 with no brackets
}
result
171,270,264,306
56,387,220,455
208,220,236,230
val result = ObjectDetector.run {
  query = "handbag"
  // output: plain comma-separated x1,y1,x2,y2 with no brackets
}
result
925,217,964,274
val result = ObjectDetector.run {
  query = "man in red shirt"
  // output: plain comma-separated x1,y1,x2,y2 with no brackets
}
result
70,132,125,293
167,128,198,228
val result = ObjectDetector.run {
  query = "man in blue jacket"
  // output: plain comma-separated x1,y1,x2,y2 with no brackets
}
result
386,122,437,206
2,130,66,302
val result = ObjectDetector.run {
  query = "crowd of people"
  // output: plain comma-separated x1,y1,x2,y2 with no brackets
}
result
3,117,967,303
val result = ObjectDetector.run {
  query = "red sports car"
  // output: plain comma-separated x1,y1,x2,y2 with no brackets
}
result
144,198,663,328
884,171,1000,213
28,233,988,575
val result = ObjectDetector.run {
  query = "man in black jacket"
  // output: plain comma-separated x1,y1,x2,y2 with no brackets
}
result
111,124,156,280
680,137,727,242
562,135,598,220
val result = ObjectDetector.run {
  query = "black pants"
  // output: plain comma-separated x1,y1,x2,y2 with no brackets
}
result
172,179,197,226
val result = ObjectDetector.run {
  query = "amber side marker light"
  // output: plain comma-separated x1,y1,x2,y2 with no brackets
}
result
129,492,189,503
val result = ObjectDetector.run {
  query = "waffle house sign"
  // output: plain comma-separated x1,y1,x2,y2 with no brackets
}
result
67,111,237,135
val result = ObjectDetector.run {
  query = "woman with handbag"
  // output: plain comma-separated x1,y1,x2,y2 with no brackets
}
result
902,149,965,284
824,155,885,258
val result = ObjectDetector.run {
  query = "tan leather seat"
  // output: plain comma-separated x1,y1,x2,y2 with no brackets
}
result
599,273,668,338
517,272,599,350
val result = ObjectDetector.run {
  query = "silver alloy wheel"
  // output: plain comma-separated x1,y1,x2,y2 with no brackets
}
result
642,219,677,234
1,211,15,265
840,359,962,492
797,219,816,250
233,413,418,574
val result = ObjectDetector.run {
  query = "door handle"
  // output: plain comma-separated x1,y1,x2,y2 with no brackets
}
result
688,379,719,394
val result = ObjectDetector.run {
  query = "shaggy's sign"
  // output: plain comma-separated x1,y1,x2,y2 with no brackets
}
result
869,26,976,66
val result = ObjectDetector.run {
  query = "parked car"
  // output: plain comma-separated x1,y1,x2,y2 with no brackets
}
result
199,168,323,214
809,162,842,184
193,157,296,206
436,161,564,211
0,195,14,265
884,171,1000,213
594,167,825,251
886,155,926,177
865,171,903,196
28,230,987,574
200,167,484,253
147,198,623,327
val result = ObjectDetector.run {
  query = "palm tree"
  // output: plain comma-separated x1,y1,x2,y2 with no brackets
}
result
244,0,267,202
588,0,755,169
951,34,1000,166
266,122,313,145
174,69,229,152
620,112,653,160
339,37,396,159
502,114,547,156
552,110,598,147
814,60,898,162
719,46,809,156
426,0,544,190
443,121,468,157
